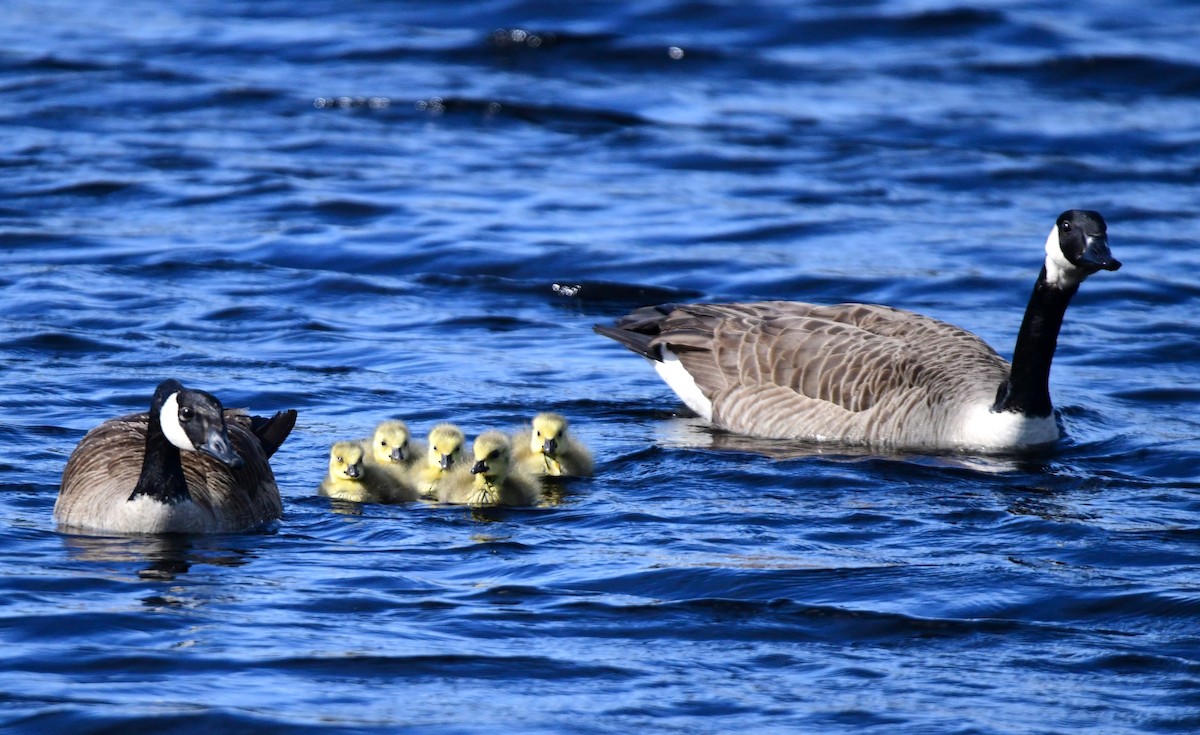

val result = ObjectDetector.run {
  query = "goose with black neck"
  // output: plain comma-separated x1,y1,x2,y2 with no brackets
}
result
56,379,295,533
595,210,1120,453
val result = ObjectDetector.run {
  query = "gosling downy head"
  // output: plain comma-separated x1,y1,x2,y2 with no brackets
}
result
517,411,593,477
471,430,513,486
528,412,569,459
370,420,414,464
426,423,467,473
328,441,366,482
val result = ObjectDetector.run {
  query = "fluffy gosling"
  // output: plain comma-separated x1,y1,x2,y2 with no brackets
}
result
415,423,470,498
438,430,540,507
318,441,400,504
513,412,593,477
361,420,422,502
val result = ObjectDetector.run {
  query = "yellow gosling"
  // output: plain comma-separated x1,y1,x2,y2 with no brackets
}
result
439,430,540,507
415,423,470,499
513,412,593,477
361,420,422,502
318,441,397,504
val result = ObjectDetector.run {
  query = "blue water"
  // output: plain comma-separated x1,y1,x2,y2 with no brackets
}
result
3,1,1200,732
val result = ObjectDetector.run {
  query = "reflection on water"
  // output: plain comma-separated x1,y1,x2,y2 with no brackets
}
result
325,498,366,517
1004,488,1094,524
59,532,251,582
655,416,1053,475
317,483,574,520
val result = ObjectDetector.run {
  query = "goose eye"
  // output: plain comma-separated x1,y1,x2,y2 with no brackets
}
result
179,406,194,421
1060,220,1070,231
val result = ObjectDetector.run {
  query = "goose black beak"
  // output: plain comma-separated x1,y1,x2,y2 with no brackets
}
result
471,460,488,475
200,431,244,469
543,438,558,456
439,454,455,470
390,447,405,462
345,464,361,479
1080,234,1121,272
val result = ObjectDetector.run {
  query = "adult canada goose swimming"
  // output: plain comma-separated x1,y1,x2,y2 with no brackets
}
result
595,210,1121,453
512,413,594,477
318,441,401,504
361,420,422,502
438,430,540,507
415,423,469,498
56,379,295,534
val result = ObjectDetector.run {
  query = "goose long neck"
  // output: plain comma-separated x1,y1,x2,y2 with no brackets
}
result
130,408,191,504
992,267,1078,417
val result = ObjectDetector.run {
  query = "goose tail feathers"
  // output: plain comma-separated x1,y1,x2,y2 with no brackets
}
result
250,409,298,458
593,303,681,360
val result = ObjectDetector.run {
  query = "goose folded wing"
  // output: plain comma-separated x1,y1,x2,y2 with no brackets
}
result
652,303,943,414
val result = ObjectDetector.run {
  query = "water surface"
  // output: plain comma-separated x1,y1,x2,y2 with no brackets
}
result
2,1,1199,733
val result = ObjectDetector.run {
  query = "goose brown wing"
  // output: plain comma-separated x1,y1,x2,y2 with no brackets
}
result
57,413,149,518
179,421,282,528
650,302,1007,413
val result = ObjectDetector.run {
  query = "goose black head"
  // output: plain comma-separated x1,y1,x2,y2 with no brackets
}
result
1045,209,1121,288
152,379,244,469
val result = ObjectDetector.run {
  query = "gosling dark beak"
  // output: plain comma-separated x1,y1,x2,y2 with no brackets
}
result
439,454,455,470
200,430,244,469
471,460,488,475
543,438,558,456
1080,234,1121,272
390,446,405,462
345,464,361,479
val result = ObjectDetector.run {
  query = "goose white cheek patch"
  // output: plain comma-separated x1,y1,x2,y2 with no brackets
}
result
1043,227,1081,289
159,393,198,451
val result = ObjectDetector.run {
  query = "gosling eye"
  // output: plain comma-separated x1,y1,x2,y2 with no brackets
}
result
335,455,343,463
380,440,388,447
179,406,194,421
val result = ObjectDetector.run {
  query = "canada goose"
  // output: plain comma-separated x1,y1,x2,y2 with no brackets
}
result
595,210,1121,453
415,423,470,498
437,430,540,506
513,412,594,477
361,420,423,502
318,441,399,504
55,379,295,534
